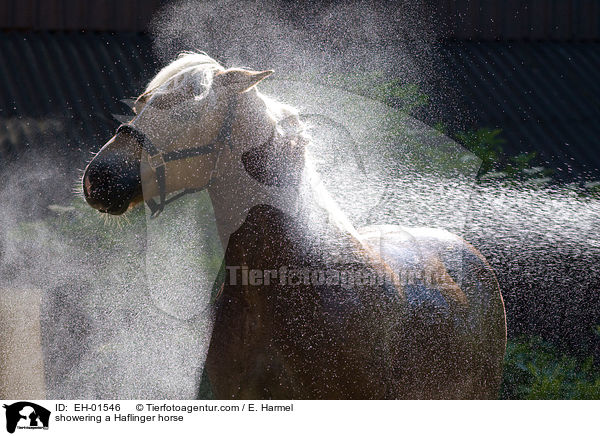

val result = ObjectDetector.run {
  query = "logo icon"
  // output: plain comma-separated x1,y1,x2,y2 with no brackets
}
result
2,402,50,434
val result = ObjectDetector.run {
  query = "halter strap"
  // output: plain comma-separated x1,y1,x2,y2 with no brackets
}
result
117,98,239,217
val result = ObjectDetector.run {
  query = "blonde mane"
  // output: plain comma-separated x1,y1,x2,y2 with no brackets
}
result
137,52,224,104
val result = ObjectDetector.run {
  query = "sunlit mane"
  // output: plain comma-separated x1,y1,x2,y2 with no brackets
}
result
137,52,224,102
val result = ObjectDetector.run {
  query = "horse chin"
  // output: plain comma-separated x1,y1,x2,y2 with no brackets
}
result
97,195,143,216
99,204,129,215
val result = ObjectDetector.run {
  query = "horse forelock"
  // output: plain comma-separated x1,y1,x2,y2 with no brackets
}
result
136,52,224,104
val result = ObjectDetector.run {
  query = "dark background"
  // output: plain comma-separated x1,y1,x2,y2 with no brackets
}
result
1,0,599,39
1,0,599,177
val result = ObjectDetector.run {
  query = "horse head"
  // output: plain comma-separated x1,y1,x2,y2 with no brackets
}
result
82,53,301,221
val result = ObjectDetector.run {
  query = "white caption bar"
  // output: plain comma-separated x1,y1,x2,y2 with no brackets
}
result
0,400,596,436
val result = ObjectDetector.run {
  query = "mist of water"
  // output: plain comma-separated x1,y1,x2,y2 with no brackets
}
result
0,0,598,400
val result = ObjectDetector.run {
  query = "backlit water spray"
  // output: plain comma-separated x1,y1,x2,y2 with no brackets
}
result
0,0,598,399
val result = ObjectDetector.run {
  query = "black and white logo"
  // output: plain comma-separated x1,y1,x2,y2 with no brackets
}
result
2,402,50,433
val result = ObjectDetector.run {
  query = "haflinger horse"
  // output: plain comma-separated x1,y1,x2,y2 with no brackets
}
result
82,52,506,399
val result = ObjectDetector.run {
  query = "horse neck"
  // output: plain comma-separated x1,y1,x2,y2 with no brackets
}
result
207,91,302,249
207,91,365,264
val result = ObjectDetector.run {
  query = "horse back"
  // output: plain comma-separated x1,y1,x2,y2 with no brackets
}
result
358,224,506,399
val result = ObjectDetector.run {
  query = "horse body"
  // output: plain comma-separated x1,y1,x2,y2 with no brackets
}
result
206,203,505,399
82,52,506,399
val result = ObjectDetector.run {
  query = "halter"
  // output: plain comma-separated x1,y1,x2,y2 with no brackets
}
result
116,98,239,217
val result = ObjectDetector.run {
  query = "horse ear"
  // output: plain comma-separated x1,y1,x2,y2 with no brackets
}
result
214,69,273,94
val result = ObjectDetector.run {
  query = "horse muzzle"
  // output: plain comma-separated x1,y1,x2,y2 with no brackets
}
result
83,156,142,215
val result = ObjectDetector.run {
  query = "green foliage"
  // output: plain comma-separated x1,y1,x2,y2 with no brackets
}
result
455,127,561,185
456,127,505,175
583,181,600,199
501,336,600,400
372,80,429,113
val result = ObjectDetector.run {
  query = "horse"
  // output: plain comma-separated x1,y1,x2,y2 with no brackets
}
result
82,52,506,399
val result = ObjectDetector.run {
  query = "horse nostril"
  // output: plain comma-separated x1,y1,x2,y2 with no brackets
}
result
83,174,93,199
83,158,141,213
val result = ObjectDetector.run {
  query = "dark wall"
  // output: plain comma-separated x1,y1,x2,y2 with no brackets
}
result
0,0,164,31
0,32,157,212
437,0,600,41
0,1,599,40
